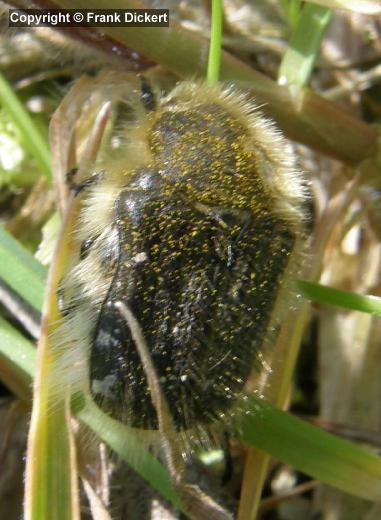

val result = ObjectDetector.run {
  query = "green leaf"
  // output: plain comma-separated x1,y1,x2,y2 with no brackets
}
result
74,396,180,508
207,0,223,84
279,0,303,31
240,396,381,501
299,280,381,316
79,394,381,503
0,226,47,311
0,316,34,401
278,3,332,89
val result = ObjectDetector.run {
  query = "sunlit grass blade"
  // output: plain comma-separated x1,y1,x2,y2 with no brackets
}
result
0,319,77,520
0,226,47,311
207,0,223,85
0,73,51,179
278,3,332,89
25,391,78,520
299,280,381,316
25,202,82,520
25,323,79,520
240,396,381,501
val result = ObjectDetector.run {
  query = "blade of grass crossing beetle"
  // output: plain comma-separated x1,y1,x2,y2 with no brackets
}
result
240,396,381,501
24,199,81,520
299,280,381,316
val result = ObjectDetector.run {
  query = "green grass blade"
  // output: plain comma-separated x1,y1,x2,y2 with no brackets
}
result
0,316,34,401
278,3,332,89
279,0,302,31
207,0,223,84
0,226,47,311
72,393,381,503
24,201,84,520
299,280,381,316
74,396,180,508
240,396,381,501
25,395,76,520
0,73,51,179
